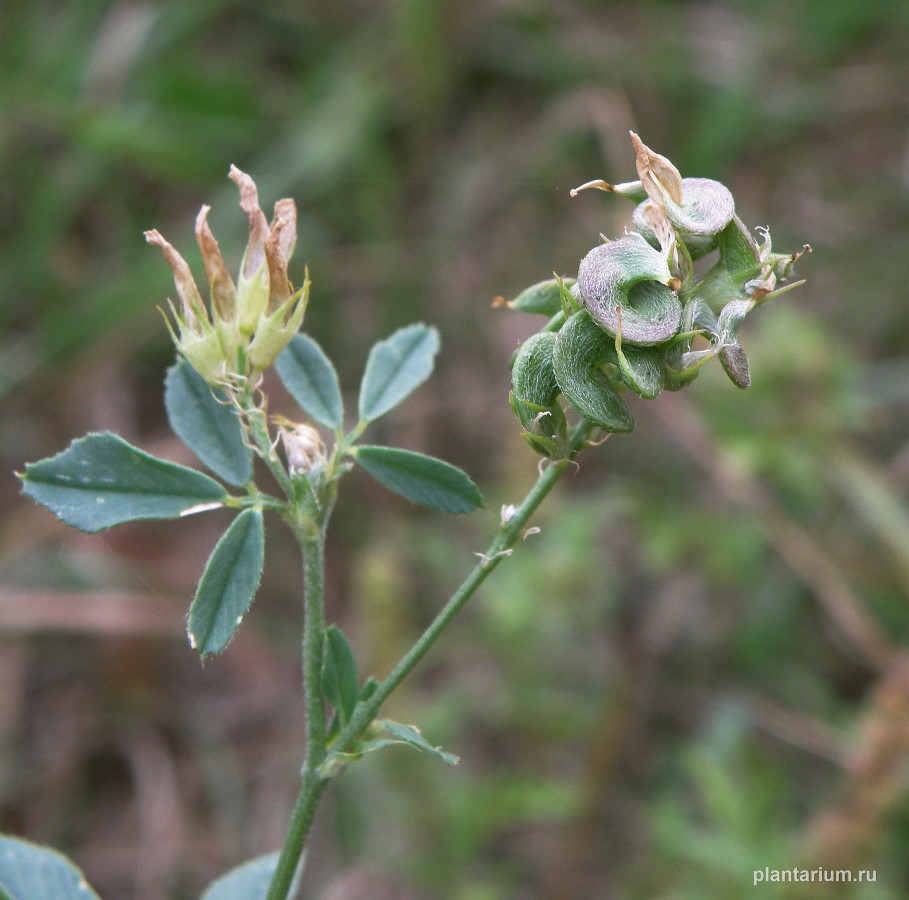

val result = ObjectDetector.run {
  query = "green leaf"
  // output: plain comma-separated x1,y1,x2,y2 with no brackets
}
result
19,432,228,533
322,624,359,724
188,508,265,659
0,835,101,899
505,278,574,316
275,334,344,429
164,358,252,487
358,323,440,422
200,852,281,900
379,720,460,766
354,445,483,514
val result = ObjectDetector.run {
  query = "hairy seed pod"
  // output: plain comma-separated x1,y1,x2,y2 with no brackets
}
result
577,235,682,346
510,331,569,458
552,310,634,434
634,177,735,259
512,331,559,408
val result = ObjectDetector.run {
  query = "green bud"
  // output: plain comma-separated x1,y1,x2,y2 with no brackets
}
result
247,275,311,372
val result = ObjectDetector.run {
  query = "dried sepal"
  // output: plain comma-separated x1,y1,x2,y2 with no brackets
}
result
195,206,236,321
630,131,683,207
264,218,292,307
144,229,206,324
229,165,269,280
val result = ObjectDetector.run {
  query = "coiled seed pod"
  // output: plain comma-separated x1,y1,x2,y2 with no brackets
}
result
577,235,682,346
510,331,569,458
633,179,735,259
552,310,634,434
512,331,559,408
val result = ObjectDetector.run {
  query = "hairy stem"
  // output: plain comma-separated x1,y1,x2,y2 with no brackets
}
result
266,521,328,900
264,420,595,900
236,383,296,500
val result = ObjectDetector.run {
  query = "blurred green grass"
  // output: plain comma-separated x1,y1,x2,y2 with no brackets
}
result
2,1,909,898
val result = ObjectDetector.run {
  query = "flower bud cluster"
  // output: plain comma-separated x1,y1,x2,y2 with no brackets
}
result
509,133,808,457
145,167,309,385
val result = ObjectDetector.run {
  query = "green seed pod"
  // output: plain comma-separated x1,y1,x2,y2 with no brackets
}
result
577,235,682,346
633,177,735,259
552,310,634,434
512,331,559,408
613,337,664,400
665,177,735,238
510,331,569,458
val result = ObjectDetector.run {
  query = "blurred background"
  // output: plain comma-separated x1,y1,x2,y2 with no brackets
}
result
2,1,909,897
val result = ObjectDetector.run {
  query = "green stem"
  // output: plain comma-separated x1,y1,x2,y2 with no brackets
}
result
350,426,593,726
236,384,296,500
266,520,329,900
301,530,328,759
264,421,596,900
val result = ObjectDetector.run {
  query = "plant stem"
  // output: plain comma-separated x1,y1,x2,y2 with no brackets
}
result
301,530,328,758
265,420,595,900
350,421,595,729
266,521,329,900
236,383,296,500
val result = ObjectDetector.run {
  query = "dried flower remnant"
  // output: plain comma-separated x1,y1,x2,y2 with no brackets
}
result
274,416,325,475
146,167,309,384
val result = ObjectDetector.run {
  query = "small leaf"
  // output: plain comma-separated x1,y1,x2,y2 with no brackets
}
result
188,508,265,659
200,852,283,900
164,358,252,486
19,432,227,533
275,334,344,429
506,278,574,316
358,323,440,422
715,215,760,275
354,445,482,514
380,720,460,766
0,835,101,900
322,625,359,724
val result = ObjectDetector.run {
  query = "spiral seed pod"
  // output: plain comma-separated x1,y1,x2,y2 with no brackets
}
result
629,133,735,258
510,331,569,458
633,179,735,259
512,331,559,408
552,310,634,434
577,235,682,346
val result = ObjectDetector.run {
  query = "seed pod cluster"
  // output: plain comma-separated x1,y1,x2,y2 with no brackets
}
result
507,134,808,457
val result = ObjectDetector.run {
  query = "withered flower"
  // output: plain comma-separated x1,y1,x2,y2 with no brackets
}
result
146,166,308,384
